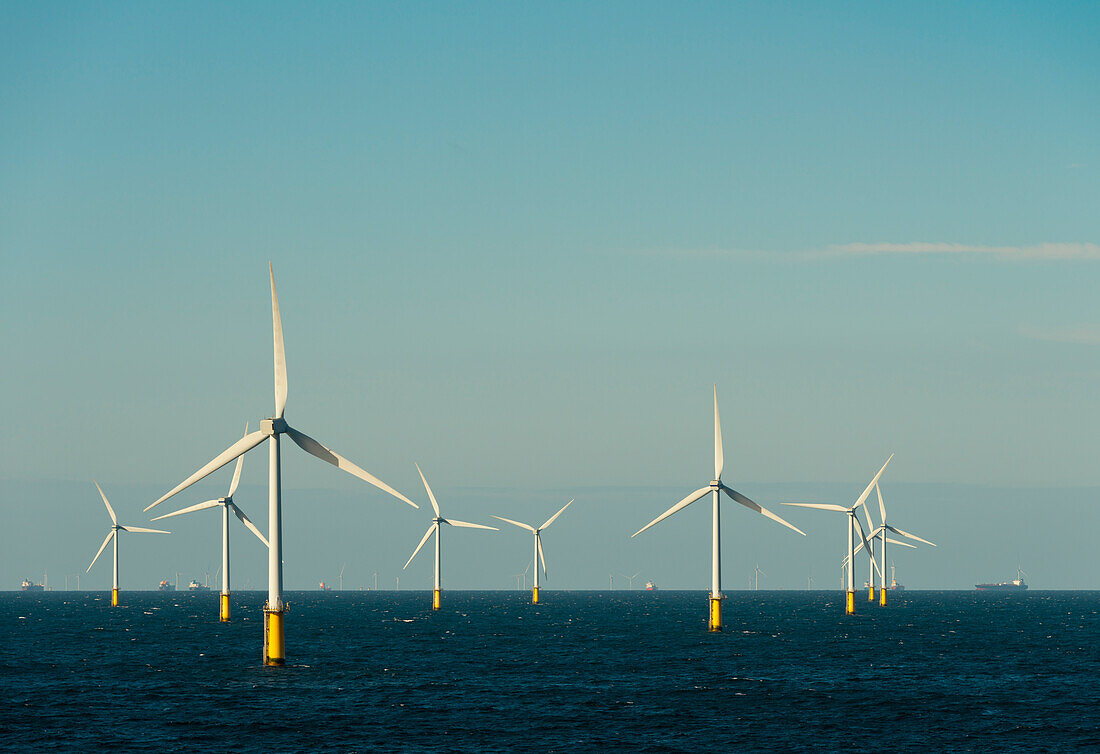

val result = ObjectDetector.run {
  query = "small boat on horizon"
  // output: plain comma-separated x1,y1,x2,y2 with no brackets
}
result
645,580,657,591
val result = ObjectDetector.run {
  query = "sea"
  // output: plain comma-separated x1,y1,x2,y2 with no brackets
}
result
3,590,1098,752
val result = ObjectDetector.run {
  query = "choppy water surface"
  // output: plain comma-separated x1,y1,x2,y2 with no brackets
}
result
3,590,1099,751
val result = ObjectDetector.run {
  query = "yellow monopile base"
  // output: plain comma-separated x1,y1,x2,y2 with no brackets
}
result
220,593,231,622
111,588,118,607
880,588,887,607
845,590,855,615
708,597,722,632
869,586,876,601
432,589,441,610
532,586,540,604
263,606,285,666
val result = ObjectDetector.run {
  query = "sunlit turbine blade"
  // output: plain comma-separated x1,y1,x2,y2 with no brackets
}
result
403,523,437,569
228,422,248,498
230,502,269,547
93,480,117,524
885,536,917,549
286,426,418,508
713,384,723,480
270,262,287,419
536,534,547,577
631,486,711,538
151,500,222,521
721,484,806,536
540,498,574,530
852,454,894,512
146,430,267,512
491,515,536,532
119,525,170,534
782,502,848,512
887,525,936,547
875,483,886,524
415,463,440,517
444,519,498,530
853,515,879,578
87,530,115,572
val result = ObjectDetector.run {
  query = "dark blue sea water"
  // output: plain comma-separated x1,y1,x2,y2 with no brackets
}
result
3,590,1098,752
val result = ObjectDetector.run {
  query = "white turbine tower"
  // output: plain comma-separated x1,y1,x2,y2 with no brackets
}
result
87,481,169,606
784,455,892,615
150,424,269,622
632,386,805,631
145,264,417,665
402,463,497,609
493,499,574,604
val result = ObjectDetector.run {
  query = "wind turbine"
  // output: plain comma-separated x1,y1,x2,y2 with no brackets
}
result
493,500,574,604
150,425,269,622
619,572,641,589
144,264,418,665
339,564,346,591
783,455,892,615
632,386,805,631
869,482,935,605
87,481,169,606
402,464,497,609
753,563,766,591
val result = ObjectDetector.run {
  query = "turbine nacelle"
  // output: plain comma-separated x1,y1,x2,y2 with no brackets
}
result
261,417,289,436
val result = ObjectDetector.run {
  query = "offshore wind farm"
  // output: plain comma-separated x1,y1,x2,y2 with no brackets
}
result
4,3,1099,751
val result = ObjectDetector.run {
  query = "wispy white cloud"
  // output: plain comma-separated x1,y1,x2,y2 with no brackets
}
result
822,242,1100,260
1019,324,1100,345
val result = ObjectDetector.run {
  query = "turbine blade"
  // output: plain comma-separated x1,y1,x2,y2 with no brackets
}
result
885,536,917,549
403,523,436,569
228,422,249,498
87,530,115,572
853,515,879,578
93,480,117,524
286,426,418,508
491,515,536,532
713,384,724,480
415,463,440,517
631,486,711,538
146,430,266,512
852,454,894,512
444,519,498,530
230,502,269,547
722,485,806,536
887,525,936,547
782,502,848,512
151,500,222,521
536,534,547,577
270,262,287,419
118,525,170,534
875,483,886,524
540,499,574,530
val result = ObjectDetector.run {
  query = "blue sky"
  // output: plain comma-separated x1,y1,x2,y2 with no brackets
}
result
1,3,1098,589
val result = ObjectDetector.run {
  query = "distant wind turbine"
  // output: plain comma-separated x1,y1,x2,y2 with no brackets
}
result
87,481,169,606
867,483,935,606
403,464,497,609
619,572,641,589
494,500,574,604
144,264,417,665
632,386,805,631
784,455,892,615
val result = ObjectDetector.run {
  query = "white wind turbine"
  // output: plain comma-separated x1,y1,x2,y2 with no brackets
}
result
402,464,497,609
868,482,935,605
632,386,805,631
144,264,417,665
493,499,574,604
783,455,892,615
87,481,169,606
150,424,269,622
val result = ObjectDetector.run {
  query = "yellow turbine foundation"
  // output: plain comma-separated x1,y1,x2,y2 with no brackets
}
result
111,588,118,607
880,588,887,606
869,586,876,601
708,596,722,632
845,590,855,615
220,593,231,622
532,586,540,604
432,589,441,610
263,606,285,666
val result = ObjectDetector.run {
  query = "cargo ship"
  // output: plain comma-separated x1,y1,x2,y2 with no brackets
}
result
644,580,657,591
158,579,175,591
976,569,1027,592
187,579,211,591
20,578,44,591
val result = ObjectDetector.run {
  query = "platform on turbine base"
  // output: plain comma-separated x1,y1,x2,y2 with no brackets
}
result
263,604,285,666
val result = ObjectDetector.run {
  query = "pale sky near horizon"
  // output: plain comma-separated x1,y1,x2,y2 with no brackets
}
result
2,3,1098,589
